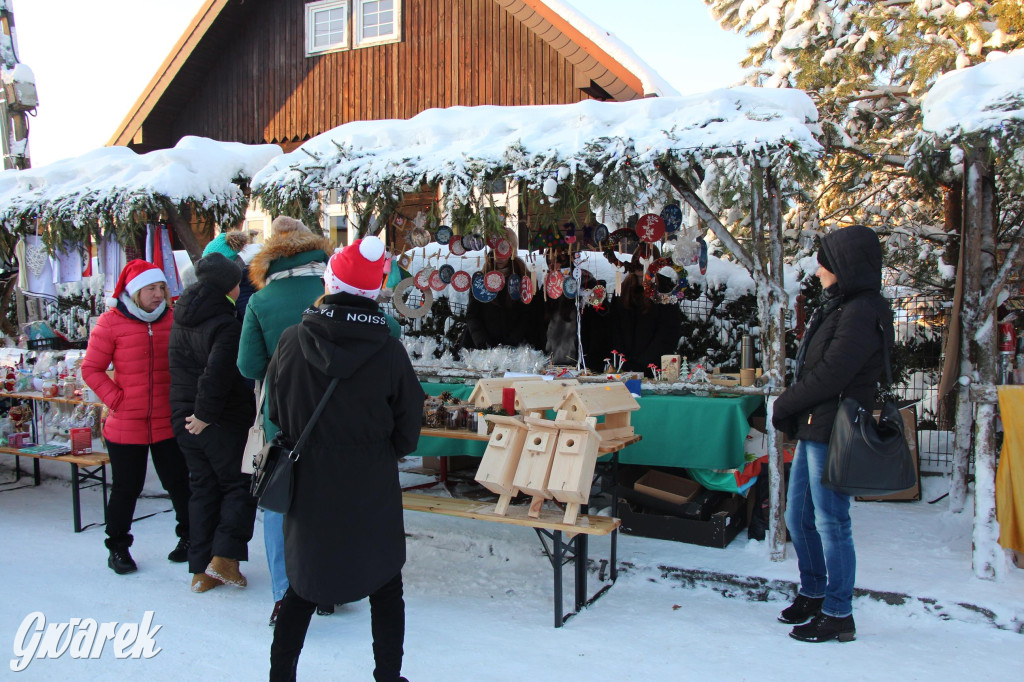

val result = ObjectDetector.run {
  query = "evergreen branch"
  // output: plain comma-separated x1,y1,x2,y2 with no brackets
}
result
979,238,1024,314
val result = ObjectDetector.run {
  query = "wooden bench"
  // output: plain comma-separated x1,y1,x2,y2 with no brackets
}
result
1,448,109,532
403,492,620,628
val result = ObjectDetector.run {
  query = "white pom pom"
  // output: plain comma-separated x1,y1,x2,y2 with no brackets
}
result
360,236,386,262
105,296,118,309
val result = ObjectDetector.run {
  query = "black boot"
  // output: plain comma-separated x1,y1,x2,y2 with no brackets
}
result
108,547,138,575
167,537,190,563
778,594,824,624
316,604,335,616
789,612,856,643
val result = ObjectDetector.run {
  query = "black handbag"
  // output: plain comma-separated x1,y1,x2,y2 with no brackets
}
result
822,323,916,497
251,377,340,513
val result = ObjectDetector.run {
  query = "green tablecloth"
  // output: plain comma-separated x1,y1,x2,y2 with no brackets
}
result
413,382,763,470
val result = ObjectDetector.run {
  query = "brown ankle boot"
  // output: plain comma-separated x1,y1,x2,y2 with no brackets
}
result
205,556,247,587
191,572,223,593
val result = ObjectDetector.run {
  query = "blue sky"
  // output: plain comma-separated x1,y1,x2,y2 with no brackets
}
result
14,0,751,166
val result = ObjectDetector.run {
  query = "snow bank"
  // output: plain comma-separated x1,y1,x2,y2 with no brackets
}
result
922,50,1024,139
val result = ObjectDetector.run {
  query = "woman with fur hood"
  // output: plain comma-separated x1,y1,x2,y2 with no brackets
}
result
237,216,331,625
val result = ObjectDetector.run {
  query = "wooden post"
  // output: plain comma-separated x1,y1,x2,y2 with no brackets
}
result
765,169,788,562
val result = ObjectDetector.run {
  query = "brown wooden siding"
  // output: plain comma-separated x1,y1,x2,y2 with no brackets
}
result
160,0,592,148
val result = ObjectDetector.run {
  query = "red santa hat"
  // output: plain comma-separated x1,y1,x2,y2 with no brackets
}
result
323,237,389,299
112,259,167,301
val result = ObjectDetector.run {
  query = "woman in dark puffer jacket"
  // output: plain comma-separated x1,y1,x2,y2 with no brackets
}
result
168,253,257,593
82,260,192,575
772,224,894,643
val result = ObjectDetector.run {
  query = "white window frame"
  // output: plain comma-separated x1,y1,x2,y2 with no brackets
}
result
353,0,401,48
306,0,350,56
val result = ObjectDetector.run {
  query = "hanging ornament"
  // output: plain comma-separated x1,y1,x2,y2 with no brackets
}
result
592,223,609,245
660,204,683,233
494,238,513,260
562,275,579,298
635,214,666,243
507,273,522,301
545,270,564,299
697,237,708,275
486,233,502,249
410,226,431,248
428,270,446,291
520,274,535,303
471,272,498,302
587,284,607,308
414,268,434,291
449,238,466,256
398,253,413,270
462,234,485,252
484,270,506,293
392,277,433,319
438,264,455,284
435,225,453,245
450,270,472,292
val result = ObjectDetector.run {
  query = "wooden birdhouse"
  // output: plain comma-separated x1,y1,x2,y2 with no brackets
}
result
466,376,542,410
512,416,560,518
547,418,602,524
513,379,579,416
555,383,640,446
474,415,529,515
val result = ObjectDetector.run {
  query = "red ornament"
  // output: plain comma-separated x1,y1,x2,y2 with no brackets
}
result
635,214,666,243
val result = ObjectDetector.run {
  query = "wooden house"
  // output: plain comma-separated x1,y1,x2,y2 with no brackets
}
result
466,376,542,410
555,382,639,445
108,0,672,245
513,378,578,416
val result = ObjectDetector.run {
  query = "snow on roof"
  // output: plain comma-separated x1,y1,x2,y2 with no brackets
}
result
541,0,680,97
0,136,281,234
922,50,1024,140
253,88,820,206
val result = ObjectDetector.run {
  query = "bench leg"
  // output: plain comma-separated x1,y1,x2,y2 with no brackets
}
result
32,457,40,486
552,529,563,628
71,463,82,533
575,507,588,612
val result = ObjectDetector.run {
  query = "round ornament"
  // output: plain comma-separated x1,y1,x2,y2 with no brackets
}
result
563,276,579,298
410,227,431,248
414,268,434,291
448,238,466,256
635,213,666,243
545,271,564,299
486,233,502,249
438,264,455,283
435,225,453,245
588,284,607,307
507,274,522,301
697,237,708,275
484,270,506,293
392,277,433,319
450,270,472,292
520,275,535,304
462,234,485,252
471,272,498,302
592,223,609,245
660,204,683,233
494,238,513,260
429,269,446,291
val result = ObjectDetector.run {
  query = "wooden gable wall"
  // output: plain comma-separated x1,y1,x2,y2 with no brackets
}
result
153,0,594,151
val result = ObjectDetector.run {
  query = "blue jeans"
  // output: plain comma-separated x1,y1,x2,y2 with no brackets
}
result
264,509,289,602
785,440,856,617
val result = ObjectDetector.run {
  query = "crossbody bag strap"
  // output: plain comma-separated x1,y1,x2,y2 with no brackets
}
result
289,377,341,461
254,380,266,421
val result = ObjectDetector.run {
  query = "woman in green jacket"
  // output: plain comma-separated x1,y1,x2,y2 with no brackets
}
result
238,216,331,626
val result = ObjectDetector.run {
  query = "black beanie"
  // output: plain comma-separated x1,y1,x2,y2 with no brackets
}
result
817,246,833,274
195,252,242,296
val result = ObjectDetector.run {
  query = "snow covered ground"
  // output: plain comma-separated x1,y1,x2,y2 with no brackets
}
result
1,463,1021,680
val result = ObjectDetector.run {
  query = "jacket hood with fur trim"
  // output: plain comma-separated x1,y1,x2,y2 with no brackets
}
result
247,230,330,290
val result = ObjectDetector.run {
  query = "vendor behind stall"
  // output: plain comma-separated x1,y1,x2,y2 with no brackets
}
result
462,229,544,350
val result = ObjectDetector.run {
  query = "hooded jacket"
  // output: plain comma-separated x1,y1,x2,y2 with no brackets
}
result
772,225,895,442
168,282,255,433
81,303,175,444
266,292,425,605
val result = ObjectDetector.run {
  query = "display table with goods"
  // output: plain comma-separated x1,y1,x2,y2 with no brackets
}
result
0,349,110,532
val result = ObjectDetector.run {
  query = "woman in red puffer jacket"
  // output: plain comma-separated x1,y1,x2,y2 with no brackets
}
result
82,260,191,576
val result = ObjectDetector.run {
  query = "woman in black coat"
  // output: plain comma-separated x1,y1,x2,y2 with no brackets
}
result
168,253,257,593
771,224,894,643
267,237,425,682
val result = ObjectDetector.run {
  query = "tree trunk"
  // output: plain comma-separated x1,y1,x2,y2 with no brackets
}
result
949,382,973,513
764,169,788,561
162,201,204,261
962,146,1001,580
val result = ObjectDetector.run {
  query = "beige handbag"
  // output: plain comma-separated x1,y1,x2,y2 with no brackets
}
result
241,381,267,475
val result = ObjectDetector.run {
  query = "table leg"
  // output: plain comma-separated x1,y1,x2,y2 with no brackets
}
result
32,457,40,486
70,463,82,533
611,452,619,582
553,529,563,628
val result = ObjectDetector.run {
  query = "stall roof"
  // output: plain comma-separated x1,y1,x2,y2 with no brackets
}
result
251,87,821,208
0,136,281,238
922,50,1024,140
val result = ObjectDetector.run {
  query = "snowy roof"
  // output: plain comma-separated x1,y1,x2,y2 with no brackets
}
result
922,50,1024,140
538,0,679,97
0,136,281,242
252,88,820,213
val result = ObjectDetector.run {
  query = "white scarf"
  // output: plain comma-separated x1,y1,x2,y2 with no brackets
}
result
120,294,167,323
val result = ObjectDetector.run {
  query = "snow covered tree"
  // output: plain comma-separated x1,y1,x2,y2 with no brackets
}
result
705,0,1024,290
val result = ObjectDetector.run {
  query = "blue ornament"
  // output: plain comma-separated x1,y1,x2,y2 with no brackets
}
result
471,271,497,302
661,204,683,233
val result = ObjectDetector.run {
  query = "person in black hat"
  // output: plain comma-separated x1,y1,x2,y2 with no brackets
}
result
169,252,258,593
